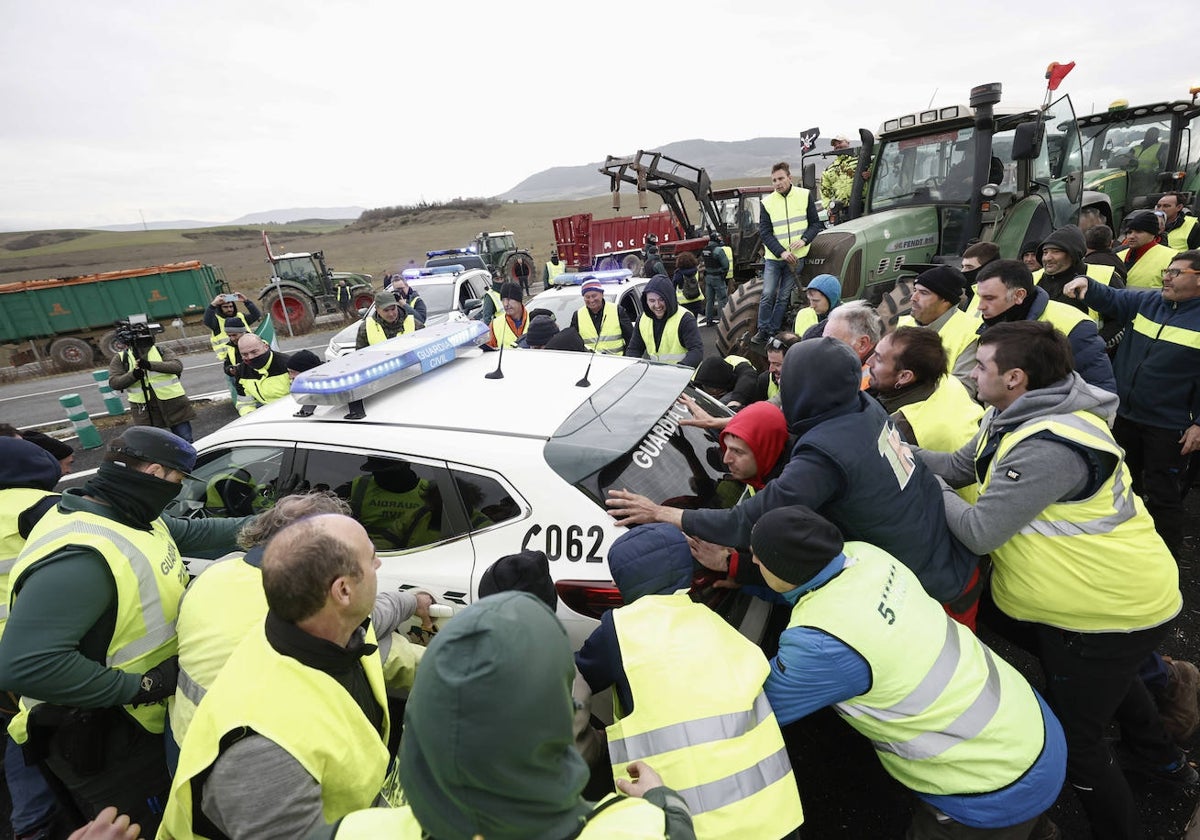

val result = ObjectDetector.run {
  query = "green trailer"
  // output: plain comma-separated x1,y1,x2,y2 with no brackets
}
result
0,261,227,371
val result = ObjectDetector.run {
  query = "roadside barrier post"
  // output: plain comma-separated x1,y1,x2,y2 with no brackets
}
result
59,393,103,449
92,370,126,416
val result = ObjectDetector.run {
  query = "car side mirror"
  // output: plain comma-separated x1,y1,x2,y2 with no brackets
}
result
802,162,817,191
1011,121,1042,161
463,298,482,314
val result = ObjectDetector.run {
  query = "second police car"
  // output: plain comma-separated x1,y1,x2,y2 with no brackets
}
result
174,315,746,648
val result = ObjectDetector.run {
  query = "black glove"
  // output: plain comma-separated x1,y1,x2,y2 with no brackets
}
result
130,656,178,706
136,357,152,371
132,367,146,381
223,362,237,378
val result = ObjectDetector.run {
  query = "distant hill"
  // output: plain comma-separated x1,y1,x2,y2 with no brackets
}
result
498,137,814,202
229,207,366,225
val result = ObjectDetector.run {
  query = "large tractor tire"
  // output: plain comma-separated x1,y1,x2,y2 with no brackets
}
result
717,279,763,360
875,275,915,332
264,289,316,336
502,253,537,290
350,285,375,313
49,337,95,372
621,253,644,276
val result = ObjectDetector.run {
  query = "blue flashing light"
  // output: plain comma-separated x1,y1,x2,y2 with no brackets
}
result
402,265,464,279
291,320,489,406
550,268,634,287
426,247,473,258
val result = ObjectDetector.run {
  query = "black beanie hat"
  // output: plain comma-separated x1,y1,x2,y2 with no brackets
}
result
750,505,844,587
286,349,322,374
524,315,559,347
1123,209,1160,235
913,266,966,304
477,550,558,610
499,282,523,302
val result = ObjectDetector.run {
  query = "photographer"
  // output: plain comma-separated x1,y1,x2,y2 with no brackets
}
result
108,320,196,442
204,292,261,362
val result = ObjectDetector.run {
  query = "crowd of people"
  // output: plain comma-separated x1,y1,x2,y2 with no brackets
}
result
0,177,1198,840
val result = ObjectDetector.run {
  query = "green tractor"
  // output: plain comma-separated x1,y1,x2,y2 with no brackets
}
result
469,230,536,285
1074,88,1200,229
259,232,374,335
718,80,1086,356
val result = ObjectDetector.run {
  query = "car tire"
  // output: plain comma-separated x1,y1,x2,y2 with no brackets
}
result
620,253,644,276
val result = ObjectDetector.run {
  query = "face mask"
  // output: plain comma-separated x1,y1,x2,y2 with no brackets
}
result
247,352,271,370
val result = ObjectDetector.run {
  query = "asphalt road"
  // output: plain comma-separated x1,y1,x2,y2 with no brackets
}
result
3,321,1200,837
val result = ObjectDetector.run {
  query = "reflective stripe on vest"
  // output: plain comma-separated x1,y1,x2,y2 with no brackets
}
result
210,312,250,358
976,410,1181,631
11,508,185,734
1117,243,1177,289
577,302,625,353
637,311,687,364
761,187,811,260
366,313,416,346
1167,216,1198,251
1132,312,1200,350
792,543,1045,795
0,488,56,632
161,622,390,839
122,348,185,403
607,593,803,837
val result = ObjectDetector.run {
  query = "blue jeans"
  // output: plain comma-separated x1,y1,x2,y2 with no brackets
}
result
704,275,728,322
757,258,802,333
5,734,58,834
170,421,194,443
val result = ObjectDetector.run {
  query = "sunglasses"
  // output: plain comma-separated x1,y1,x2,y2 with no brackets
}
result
767,337,796,352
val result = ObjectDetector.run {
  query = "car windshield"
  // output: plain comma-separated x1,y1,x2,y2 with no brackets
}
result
545,366,746,513
409,280,455,315
528,291,588,327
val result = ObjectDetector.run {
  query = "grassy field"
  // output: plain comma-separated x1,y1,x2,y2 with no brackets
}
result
0,193,678,294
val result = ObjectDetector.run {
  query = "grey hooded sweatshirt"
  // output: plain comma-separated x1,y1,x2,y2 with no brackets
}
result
917,372,1120,555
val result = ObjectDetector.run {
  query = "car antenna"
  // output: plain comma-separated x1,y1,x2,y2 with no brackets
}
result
485,331,506,379
576,348,596,388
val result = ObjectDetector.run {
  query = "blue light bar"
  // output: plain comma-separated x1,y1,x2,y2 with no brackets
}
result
291,320,489,406
402,265,464,279
550,268,634,287
426,247,473,258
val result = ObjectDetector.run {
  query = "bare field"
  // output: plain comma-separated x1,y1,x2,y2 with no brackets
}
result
0,194,641,294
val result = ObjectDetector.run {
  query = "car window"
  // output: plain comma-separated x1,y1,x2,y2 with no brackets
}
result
618,288,641,322
450,468,525,532
545,366,741,513
297,448,460,552
170,445,295,518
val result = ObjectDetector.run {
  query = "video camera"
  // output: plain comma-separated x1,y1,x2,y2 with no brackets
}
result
114,313,165,346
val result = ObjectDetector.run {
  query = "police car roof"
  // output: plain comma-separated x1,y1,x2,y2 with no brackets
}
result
212,350,684,441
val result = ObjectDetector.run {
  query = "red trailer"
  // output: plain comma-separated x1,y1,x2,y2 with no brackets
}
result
551,211,681,274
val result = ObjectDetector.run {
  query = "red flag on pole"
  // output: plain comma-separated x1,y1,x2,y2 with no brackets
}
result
1045,61,1076,92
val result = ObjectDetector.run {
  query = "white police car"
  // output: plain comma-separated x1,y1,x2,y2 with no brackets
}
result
525,268,648,335
323,265,491,361
172,321,748,648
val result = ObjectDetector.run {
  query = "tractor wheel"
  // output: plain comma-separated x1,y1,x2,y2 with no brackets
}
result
49,337,95,372
717,278,763,360
264,289,316,335
504,254,537,291
621,253,644,276
96,330,125,361
351,287,375,313
875,275,914,332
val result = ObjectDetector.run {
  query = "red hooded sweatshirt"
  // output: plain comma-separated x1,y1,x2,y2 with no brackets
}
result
718,402,789,490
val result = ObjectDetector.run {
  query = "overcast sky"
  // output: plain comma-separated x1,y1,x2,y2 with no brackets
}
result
1,0,1188,231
